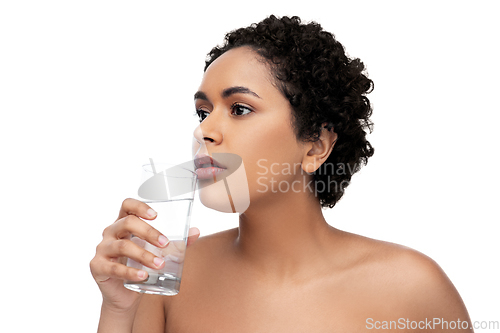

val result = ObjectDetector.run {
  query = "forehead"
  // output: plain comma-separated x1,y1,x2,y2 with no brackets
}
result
199,47,274,93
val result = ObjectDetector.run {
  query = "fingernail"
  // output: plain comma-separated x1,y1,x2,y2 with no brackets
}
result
153,257,164,268
138,270,147,279
188,227,200,237
158,235,169,246
147,209,157,218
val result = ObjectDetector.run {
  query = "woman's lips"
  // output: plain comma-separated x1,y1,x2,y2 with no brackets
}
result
194,153,228,180
195,166,227,180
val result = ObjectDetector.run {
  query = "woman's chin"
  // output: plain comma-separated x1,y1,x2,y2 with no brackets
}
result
198,175,250,214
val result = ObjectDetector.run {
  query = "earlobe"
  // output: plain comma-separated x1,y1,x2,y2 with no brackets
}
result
302,160,320,174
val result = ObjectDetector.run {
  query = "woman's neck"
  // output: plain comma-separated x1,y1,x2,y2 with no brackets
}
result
233,190,339,280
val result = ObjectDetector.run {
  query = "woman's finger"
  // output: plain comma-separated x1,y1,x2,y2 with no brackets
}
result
104,214,169,248
90,255,148,283
187,227,200,246
117,198,158,221
101,238,165,270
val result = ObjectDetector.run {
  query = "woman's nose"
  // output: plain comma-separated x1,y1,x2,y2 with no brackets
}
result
192,110,223,146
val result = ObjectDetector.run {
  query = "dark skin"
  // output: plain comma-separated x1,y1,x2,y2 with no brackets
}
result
91,47,472,332
137,228,472,332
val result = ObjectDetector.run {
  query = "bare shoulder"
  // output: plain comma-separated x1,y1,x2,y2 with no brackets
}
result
340,230,449,277
339,231,472,326
345,231,446,279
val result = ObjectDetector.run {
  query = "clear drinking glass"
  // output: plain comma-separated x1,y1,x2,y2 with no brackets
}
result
124,161,197,296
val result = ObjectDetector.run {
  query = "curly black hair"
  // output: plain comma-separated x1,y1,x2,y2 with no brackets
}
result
205,15,374,208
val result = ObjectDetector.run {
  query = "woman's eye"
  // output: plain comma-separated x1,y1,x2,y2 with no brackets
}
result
231,104,253,116
195,109,209,122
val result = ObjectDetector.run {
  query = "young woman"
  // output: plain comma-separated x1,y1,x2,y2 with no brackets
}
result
91,15,472,332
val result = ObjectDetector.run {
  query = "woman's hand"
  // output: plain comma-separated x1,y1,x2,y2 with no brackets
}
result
90,198,200,314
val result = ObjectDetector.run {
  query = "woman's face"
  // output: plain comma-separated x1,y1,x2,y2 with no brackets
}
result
192,46,310,213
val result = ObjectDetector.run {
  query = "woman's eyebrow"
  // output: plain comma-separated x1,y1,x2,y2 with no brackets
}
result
222,86,261,99
194,86,261,101
194,91,208,101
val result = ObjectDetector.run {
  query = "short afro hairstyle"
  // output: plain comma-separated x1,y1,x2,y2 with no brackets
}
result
205,15,375,208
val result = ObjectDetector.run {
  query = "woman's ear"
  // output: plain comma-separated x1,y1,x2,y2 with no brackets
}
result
301,123,338,173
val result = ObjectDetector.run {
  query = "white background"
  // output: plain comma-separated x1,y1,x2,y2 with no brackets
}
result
1,1,499,331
